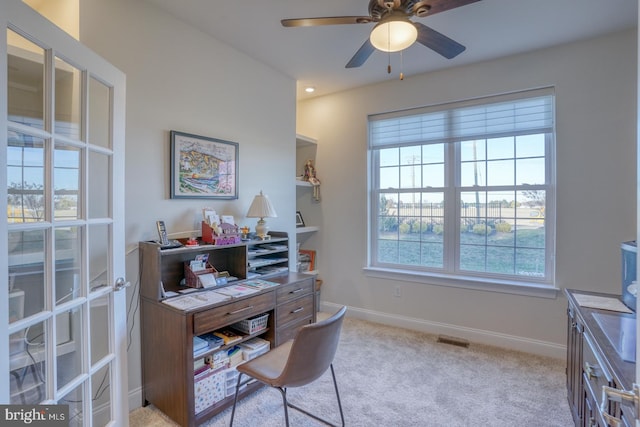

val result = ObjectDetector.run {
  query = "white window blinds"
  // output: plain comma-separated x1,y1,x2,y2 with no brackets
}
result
370,88,554,148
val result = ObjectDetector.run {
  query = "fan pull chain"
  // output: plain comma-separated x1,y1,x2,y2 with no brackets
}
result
399,50,404,80
387,24,391,74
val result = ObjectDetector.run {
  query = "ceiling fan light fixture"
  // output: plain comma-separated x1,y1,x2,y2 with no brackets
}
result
369,18,417,52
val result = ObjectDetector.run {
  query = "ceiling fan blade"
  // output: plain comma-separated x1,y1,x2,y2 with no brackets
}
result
345,39,376,68
281,16,372,27
414,0,481,17
414,22,465,59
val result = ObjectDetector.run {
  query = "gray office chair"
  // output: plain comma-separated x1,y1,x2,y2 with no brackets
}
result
229,306,347,427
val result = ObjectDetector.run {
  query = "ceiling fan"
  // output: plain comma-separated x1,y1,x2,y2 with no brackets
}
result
281,0,481,69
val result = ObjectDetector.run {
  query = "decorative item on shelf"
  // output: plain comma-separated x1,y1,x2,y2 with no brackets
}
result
246,190,278,240
240,226,250,240
184,255,218,289
201,221,241,245
303,159,321,201
298,249,316,272
185,234,199,246
201,209,241,245
295,211,305,228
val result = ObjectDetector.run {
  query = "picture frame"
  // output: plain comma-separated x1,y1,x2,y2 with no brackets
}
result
298,249,316,272
170,130,239,199
295,211,305,228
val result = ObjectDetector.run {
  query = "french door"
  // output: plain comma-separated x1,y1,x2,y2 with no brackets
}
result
0,1,128,425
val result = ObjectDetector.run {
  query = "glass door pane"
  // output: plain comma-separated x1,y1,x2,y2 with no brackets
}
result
88,151,110,219
88,76,110,149
55,225,82,305
54,144,81,220
8,229,47,318
54,56,82,140
7,29,44,129
7,132,45,223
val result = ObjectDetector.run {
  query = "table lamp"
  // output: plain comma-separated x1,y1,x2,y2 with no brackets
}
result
246,190,278,240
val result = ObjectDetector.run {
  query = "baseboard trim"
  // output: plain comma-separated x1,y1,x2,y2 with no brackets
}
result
128,385,143,411
320,301,566,360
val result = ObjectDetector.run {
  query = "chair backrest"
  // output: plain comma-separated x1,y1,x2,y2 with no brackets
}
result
277,306,347,388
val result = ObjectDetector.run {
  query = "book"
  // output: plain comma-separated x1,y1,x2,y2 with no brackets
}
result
162,290,231,310
243,279,279,289
193,336,209,354
213,329,243,345
215,284,260,297
199,332,224,350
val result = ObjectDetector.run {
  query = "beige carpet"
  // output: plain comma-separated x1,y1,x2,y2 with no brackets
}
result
130,316,573,427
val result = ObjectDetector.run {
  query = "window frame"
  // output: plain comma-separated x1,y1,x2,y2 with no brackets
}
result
366,88,557,297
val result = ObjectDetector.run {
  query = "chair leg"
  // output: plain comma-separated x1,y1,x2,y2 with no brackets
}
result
284,364,345,427
276,387,290,427
231,365,344,427
330,364,345,427
229,373,244,427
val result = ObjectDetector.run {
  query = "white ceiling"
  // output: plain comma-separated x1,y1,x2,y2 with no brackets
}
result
142,0,637,100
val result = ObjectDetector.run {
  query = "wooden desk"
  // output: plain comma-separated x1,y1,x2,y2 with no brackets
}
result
139,239,315,427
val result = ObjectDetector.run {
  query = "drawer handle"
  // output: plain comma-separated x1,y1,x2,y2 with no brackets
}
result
290,288,304,294
584,362,598,380
291,307,304,314
228,305,254,315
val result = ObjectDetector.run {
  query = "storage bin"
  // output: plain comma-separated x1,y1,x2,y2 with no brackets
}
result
232,313,269,334
184,261,218,288
239,337,270,361
225,368,239,397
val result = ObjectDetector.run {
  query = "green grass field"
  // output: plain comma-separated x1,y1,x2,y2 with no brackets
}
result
378,228,545,277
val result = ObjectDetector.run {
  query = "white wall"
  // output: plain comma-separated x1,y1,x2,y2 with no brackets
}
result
297,29,637,358
79,0,297,407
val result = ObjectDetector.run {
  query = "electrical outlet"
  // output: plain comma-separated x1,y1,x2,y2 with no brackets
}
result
393,285,402,298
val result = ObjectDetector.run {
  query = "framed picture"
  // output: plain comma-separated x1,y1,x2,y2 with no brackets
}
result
295,211,305,227
170,130,238,199
298,249,316,272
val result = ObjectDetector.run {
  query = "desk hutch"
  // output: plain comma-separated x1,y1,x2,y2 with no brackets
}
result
139,233,316,426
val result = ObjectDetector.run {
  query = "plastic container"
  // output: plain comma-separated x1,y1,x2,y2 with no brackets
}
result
232,313,269,334
621,241,637,311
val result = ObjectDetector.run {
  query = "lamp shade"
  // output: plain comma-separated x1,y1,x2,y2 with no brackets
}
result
246,191,278,219
369,18,417,52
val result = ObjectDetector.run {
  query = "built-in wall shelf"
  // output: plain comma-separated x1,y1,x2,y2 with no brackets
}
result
296,226,319,234
295,133,320,275
295,134,317,147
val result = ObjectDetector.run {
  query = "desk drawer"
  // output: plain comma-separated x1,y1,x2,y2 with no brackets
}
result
277,294,314,327
277,315,313,345
276,279,313,304
193,292,274,335
583,333,613,413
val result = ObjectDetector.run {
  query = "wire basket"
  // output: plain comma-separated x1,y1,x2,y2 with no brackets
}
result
232,313,269,334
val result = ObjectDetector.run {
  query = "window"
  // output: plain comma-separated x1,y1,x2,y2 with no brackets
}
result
368,88,555,290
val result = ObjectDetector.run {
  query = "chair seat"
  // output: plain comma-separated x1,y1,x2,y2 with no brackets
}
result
237,340,293,387
230,306,346,427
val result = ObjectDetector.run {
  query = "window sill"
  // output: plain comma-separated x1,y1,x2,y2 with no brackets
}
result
363,267,559,299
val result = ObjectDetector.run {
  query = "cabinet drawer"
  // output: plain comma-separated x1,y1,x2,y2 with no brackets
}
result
277,315,313,345
583,333,613,413
277,294,314,327
276,279,313,304
193,292,274,335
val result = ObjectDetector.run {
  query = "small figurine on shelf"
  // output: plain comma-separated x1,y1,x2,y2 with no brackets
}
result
303,159,321,201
